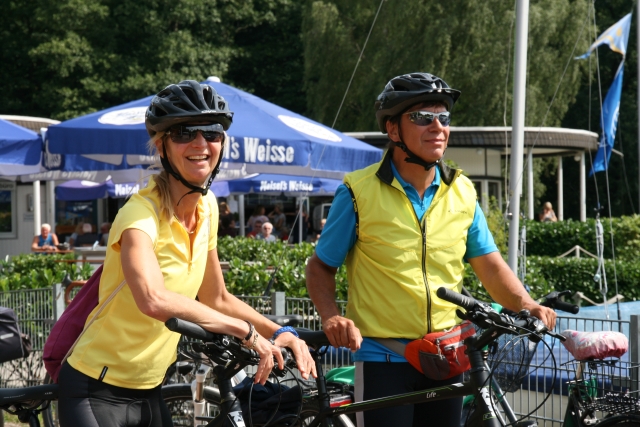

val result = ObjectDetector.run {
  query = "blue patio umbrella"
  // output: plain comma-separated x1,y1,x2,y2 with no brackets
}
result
0,119,43,175
47,79,382,178
55,179,115,201
54,173,340,201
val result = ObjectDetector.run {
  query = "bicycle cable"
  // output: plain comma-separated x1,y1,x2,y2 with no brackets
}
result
261,0,386,296
473,332,557,427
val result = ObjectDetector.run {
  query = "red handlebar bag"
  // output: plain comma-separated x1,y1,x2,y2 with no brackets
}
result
405,320,475,381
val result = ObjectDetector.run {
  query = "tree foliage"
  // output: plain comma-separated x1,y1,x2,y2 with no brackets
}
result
302,0,591,132
0,0,303,120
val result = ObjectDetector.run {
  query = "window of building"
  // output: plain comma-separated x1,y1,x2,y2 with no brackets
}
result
0,181,17,238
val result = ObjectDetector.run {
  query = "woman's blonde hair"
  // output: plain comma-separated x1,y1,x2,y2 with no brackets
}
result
146,132,174,221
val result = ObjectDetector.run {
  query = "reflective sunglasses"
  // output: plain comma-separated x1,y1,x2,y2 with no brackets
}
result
167,124,224,144
404,110,451,127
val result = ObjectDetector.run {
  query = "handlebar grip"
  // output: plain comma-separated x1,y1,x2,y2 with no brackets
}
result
166,318,218,342
436,287,477,311
552,300,580,314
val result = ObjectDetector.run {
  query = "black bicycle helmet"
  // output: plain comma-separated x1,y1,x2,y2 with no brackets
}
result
374,72,460,133
146,80,233,201
145,80,233,137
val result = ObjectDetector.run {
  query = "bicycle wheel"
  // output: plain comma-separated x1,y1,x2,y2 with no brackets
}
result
162,383,222,427
296,401,355,427
596,415,640,426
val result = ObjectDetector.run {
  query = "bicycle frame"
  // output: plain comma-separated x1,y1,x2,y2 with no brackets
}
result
306,330,510,427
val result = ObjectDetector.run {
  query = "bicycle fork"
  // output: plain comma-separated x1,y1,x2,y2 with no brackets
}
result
192,364,213,427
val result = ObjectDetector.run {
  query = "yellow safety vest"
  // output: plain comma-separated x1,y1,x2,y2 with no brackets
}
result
343,151,477,338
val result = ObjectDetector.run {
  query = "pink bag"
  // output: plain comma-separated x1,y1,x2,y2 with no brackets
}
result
43,265,103,382
561,329,628,360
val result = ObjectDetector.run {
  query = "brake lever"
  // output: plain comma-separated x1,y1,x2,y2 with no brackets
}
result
272,348,294,377
546,330,567,342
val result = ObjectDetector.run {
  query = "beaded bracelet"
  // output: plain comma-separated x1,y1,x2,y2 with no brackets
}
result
247,331,259,350
271,326,299,341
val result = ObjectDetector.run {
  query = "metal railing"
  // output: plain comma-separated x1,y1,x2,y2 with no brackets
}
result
0,287,53,387
0,286,638,427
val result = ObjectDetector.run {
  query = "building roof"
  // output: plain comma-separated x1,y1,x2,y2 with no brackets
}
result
0,115,60,133
346,127,599,157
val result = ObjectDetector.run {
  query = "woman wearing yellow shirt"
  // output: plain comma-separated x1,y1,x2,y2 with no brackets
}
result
58,80,315,426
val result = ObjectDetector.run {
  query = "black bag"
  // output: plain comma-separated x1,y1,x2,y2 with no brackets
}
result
0,306,28,363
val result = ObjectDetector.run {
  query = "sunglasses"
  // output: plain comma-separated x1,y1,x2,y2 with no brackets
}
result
167,124,224,144
404,111,451,127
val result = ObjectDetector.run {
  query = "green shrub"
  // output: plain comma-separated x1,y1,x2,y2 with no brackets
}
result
524,215,640,261
0,253,92,291
218,237,349,300
463,255,639,304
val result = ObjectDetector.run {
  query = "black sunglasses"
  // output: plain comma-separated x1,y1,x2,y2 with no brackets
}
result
404,111,451,127
167,124,224,144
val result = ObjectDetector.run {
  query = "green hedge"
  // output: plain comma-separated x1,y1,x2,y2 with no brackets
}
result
524,216,640,261
0,253,93,291
4,238,638,306
463,255,640,303
217,237,349,300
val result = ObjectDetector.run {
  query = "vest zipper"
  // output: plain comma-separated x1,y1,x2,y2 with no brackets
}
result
389,183,432,334
421,223,431,333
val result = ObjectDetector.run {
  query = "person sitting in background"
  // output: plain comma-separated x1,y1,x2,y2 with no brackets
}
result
247,216,269,238
539,202,558,222
73,223,98,247
219,201,236,229
268,203,286,237
98,222,112,246
68,223,85,248
246,205,266,234
218,215,238,238
279,225,290,242
31,224,59,252
257,222,277,243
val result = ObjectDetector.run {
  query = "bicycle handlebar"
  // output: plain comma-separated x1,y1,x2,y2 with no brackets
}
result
166,317,220,342
436,287,566,342
436,287,477,311
165,317,293,377
537,290,580,314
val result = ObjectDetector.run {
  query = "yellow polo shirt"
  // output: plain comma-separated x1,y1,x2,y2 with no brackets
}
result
68,178,218,389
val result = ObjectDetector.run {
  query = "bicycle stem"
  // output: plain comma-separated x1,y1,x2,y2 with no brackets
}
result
193,364,212,427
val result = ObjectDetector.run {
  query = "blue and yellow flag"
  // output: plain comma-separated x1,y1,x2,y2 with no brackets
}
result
590,62,624,176
577,13,632,58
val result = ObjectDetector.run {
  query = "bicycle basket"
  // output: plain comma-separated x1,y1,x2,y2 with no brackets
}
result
565,359,640,416
487,334,539,393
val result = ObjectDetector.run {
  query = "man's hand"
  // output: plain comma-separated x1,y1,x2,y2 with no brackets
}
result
526,304,556,330
322,315,362,351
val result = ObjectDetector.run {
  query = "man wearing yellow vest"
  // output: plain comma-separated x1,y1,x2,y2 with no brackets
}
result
306,72,556,427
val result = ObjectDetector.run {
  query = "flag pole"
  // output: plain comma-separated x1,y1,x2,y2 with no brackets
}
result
637,5,640,212
507,0,530,274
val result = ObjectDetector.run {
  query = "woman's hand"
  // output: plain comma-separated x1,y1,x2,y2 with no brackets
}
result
274,332,317,380
250,334,284,385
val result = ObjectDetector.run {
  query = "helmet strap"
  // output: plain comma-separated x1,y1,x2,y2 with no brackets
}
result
393,122,442,171
160,141,222,205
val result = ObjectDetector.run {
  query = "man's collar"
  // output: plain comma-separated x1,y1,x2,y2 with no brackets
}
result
376,148,455,186
390,160,440,189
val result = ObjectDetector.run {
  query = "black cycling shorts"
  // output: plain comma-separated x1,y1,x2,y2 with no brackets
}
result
356,361,463,427
58,362,173,427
